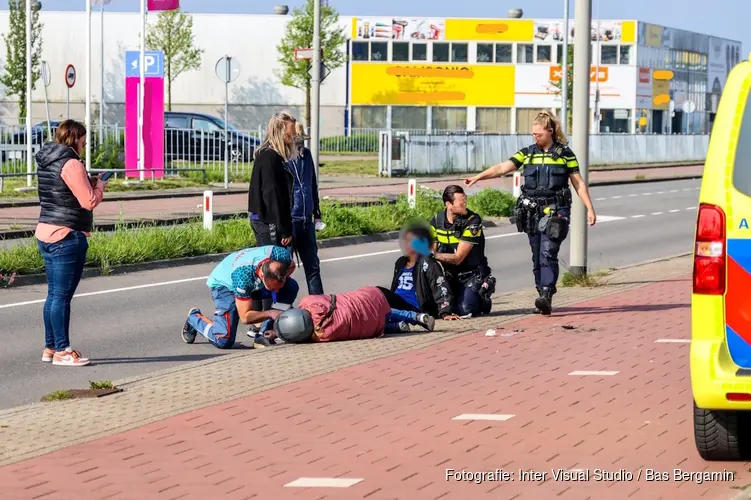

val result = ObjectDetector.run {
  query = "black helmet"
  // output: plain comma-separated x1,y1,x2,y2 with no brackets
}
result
276,308,314,343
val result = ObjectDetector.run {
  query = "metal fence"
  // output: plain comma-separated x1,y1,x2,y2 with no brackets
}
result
384,133,710,176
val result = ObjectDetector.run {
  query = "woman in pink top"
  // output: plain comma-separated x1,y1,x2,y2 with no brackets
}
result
35,120,107,367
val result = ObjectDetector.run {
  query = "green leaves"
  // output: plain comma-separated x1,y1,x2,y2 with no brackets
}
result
1,0,44,120
146,9,204,110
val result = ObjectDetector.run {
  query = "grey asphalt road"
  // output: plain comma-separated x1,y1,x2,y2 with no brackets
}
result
0,178,700,409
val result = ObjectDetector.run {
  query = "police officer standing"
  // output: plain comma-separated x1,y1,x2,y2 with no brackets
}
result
429,185,495,317
465,111,596,316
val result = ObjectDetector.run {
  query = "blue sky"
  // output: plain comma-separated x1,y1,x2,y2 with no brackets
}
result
17,0,750,48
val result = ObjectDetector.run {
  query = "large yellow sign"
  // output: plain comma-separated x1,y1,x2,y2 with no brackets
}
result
445,19,534,41
351,63,515,106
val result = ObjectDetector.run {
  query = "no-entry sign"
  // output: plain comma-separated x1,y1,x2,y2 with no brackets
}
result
65,64,76,88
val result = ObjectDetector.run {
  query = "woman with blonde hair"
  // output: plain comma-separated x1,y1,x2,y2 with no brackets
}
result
248,111,297,248
35,120,109,366
464,110,596,316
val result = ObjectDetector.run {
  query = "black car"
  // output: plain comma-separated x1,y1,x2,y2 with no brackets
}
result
11,121,61,145
164,112,259,163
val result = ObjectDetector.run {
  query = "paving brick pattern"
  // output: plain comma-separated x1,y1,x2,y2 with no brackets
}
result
2,263,749,500
0,165,702,230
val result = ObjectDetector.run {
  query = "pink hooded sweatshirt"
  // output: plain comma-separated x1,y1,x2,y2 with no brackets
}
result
298,286,391,342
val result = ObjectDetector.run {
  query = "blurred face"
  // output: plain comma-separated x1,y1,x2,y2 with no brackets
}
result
401,232,417,258
532,123,553,148
283,120,297,145
75,136,86,155
261,262,287,291
446,193,468,216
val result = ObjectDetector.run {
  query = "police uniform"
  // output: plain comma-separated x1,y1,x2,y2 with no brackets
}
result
430,209,494,316
510,142,579,303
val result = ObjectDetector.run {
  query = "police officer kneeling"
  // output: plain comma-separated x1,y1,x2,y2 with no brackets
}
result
464,111,596,315
430,185,495,317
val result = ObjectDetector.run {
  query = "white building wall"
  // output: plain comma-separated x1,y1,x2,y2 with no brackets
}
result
0,11,351,134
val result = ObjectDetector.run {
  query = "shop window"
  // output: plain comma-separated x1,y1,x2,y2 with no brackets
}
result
412,43,427,61
601,46,617,65
451,43,468,63
516,108,546,133
477,43,494,63
392,42,409,62
517,44,534,63
495,44,512,63
432,107,467,131
392,106,428,130
599,109,631,133
476,108,511,133
619,45,631,65
536,45,552,63
352,41,369,62
351,106,387,130
370,42,387,61
433,43,450,62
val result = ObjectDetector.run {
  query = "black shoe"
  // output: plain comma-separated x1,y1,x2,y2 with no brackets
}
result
534,288,554,316
482,296,492,314
417,313,435,332
182,308,200,344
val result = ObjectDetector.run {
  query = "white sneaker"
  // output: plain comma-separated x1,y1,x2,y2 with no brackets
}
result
52,347,90,367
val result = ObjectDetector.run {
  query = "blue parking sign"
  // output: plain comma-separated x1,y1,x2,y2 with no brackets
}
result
125,51,164,78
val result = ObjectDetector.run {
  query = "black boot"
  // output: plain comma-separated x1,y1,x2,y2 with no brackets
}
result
535,287,554,316
534,288,543,314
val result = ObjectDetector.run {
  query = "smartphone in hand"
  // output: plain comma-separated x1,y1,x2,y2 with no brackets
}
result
99,171,115,182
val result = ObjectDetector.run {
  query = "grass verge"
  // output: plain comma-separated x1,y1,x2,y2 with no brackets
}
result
89,380,114,390
560,270,611,288
0,189,514,275
41,390,73,402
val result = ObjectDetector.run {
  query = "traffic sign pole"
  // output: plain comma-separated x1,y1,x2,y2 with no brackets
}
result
139,0,146,182
41,61,51,139
310,0,322,181
214,55,240,190
86,0,92,172
65,65,76,121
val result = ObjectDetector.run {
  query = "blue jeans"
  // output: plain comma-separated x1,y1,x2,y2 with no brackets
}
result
192,279,299,349
292,221,324,295
37,231,89,352
385,308,420,333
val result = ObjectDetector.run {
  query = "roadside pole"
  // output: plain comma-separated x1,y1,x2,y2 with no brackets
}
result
139,0,146,181
561,0,570,134
569,0,592,276
25,0,32,187
85,0,92,172
214,56,240,190
310,0,321,180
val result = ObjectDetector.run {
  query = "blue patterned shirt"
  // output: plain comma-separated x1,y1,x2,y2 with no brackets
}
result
206,246,292,300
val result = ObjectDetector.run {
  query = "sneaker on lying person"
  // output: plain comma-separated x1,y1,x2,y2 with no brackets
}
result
416,313,435,332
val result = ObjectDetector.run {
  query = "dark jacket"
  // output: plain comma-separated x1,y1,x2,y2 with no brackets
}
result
390,255,453,318
36,142,93,232
285,147,321,223
249,147,294,238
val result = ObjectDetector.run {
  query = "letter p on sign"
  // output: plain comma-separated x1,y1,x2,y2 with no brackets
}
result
408,179,417,209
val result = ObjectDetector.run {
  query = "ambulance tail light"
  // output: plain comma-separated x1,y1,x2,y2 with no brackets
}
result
693,203,726,295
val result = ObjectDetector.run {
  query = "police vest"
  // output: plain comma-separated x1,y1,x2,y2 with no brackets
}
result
431,210,488,273
520,144,571,198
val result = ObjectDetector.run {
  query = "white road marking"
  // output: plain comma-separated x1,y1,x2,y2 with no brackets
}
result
452,414,516,421
631,215,645,219
654,339,691,343
656,191,665,194
669,209,680,213
628,194,638,197
652,212,663,215
642,193,652,196
595,197,607,201
686,207,697,210
284,478,363,488
612,196,623,199
569,370,619,376
596,215,627,222
670,190,679,193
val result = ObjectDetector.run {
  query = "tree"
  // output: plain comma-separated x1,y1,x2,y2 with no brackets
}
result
1,0,43,122
550,44,573,131
276,0,346,127
146,9,203,111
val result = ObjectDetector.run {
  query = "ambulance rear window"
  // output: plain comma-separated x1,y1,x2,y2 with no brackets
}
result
733,95,751,196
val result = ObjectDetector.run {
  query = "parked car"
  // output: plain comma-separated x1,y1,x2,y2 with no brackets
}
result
164,112,259,163
11,121,61,145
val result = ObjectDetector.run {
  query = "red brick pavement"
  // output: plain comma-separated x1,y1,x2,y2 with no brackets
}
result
0,165,703,230
2,274,747,500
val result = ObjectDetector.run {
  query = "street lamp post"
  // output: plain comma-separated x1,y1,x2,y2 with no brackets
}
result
570,0,592,276
561,0,570,134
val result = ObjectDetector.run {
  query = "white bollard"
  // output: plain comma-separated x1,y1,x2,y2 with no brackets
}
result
512,172,522,199
203,190,213,231
408,178,417,209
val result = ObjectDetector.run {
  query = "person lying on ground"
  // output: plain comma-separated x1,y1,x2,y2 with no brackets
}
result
181,245,298,349
258,286,436,345
390,221,461,321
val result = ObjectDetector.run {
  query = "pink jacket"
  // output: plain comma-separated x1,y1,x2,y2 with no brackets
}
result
299,287,391,342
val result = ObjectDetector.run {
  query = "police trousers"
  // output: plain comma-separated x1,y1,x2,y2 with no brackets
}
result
528,206,570,292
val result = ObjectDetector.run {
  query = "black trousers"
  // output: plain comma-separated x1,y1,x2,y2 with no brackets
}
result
249,218,283,312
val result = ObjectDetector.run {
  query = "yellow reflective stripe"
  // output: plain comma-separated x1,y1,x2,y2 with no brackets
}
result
529,156,566,165
461,227,482,238
430,225,438,239
512,151,528,163
566,158,579,168
436,235,460,244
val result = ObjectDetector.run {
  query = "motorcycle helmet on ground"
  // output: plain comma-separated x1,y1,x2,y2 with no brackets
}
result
275,308,314,343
